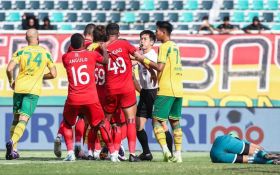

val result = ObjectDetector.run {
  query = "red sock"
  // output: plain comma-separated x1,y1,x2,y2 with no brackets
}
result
112,125,122,151
62,121,73,151
121,123,127,140
99,120,115,154
75,118,85,143
127,118,136,154
94,134,101,151
87,128,94,151
57,121,64,136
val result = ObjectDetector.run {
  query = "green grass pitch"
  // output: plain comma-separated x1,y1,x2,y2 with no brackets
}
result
0,151,280,175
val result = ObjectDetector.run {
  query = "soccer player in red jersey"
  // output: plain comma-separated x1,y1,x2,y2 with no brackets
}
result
61,33,117,162
103,23,152,162
54,23,96,158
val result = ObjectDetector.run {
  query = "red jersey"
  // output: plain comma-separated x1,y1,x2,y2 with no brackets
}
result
67,39,92,53
105,39,136,94
95,63,106,106
62,49,103,105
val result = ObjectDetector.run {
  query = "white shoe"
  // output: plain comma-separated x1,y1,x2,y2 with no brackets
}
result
94,150,101,160
54,137,62,158
63,153,76,161
110,152,120,162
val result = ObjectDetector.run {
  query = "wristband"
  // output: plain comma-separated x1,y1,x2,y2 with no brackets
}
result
143,58,151,68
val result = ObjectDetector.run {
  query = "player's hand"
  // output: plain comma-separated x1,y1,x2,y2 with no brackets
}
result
150,73,157,86
99,42,107,51
10,81,15,90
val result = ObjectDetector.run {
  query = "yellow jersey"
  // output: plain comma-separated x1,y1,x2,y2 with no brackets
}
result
12,45,55,96
87,42,100,51
157,41,183,97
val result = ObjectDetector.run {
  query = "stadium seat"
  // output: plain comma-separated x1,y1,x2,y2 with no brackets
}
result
112,1,126,11
29,1,40,9
57,1,68,10
1,1,12,10
94,13,106,22
223,0,234,9
72,1,83,10
50,12,64,22
132,24,145,30
66,13,78,22
81,13,92,22
232,11,245,22
192,24,201,31
109,13,121,23
266,0,278,10
138,13,150,23
99,1,111,10
14,1,26,9
157,1,169,10
219,12,230,21
246,12,259,22
7,12,21,22
60,24,73,30
177,24,189,30
121,12,135,23
180,12,193,22
272,24,280,30
3,24,14,30
146,24,156,31
236,0,249,10
141,0,155,10
151,13,164,22
126,1,140,10
86,1,97,10
38,12,49,21
43,1,54,10
0,13,5,22
184,0,198,10
171,1,183,10
119,24,130,30
75,24,86,30
251,0,263,10
201,1,213,10
262,13,274,22
167,13,179,22
275,13,280,22
196,12,208,21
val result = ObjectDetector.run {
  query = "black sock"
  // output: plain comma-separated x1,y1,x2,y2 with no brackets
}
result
137,129,150,154
165,131,173,155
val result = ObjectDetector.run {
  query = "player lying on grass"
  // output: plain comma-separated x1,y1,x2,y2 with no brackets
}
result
210,132,280,164
54,23,96,159
6,29,57,160
61,33,118,162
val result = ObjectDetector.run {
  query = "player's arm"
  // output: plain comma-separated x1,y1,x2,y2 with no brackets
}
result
43,66,57,80
132,72,141,93
133,51,165,72
6,60,17,89
100,42,109,64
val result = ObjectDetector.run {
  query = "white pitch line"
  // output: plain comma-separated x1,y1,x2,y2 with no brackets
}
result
0,161,67,165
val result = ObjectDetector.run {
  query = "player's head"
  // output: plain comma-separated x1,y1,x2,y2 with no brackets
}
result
252,16,260,26
139,30,156,51
156,21,173,41
26,28,39,45
228,131,239,139
106,23,119,37
93,25,107,42
83,23,96,39
71,33,85,49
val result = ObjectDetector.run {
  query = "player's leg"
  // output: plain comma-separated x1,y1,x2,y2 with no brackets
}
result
6,93,39,160
74,116,85,159
152,95,175,162
62,103,79,161
54,121,64,158
10,114,20,158
169,97,183,163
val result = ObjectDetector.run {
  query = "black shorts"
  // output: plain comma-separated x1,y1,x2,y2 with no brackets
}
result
136,88,157,118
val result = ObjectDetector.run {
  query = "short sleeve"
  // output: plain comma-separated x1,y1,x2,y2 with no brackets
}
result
158,45,170,64
94,51,103,63
147,50,158,63
126,41,136,55
46,52,55,68
11,50,23,63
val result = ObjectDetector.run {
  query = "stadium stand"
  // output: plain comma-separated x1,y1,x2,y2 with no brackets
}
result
0,0,279,31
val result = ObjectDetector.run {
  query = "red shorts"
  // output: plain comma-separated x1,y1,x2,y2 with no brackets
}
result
104,91,137,114
63,102,105,127
111,108,126,124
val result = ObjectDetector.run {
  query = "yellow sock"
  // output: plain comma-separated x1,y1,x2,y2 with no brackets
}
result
11,121,27,144
173,128,183,152
10,124,18,150
153,125,167,148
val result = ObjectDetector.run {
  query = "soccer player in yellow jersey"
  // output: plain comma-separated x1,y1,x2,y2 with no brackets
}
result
138,21,183,163
5,29,57,160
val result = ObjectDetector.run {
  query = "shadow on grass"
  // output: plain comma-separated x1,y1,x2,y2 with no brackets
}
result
18,157,62,161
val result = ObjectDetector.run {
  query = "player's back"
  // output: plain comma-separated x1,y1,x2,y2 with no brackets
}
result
62,49,102,105
105,39,136,94
13,45,54,95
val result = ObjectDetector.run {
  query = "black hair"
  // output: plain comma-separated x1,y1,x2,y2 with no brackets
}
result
202,16,209,21
106,23,119,36
83,23,95,36
156,21,173,35
71,33,84,49
140,30,156,42
43,17,50,22
93,25,107,42
223,16,230,22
